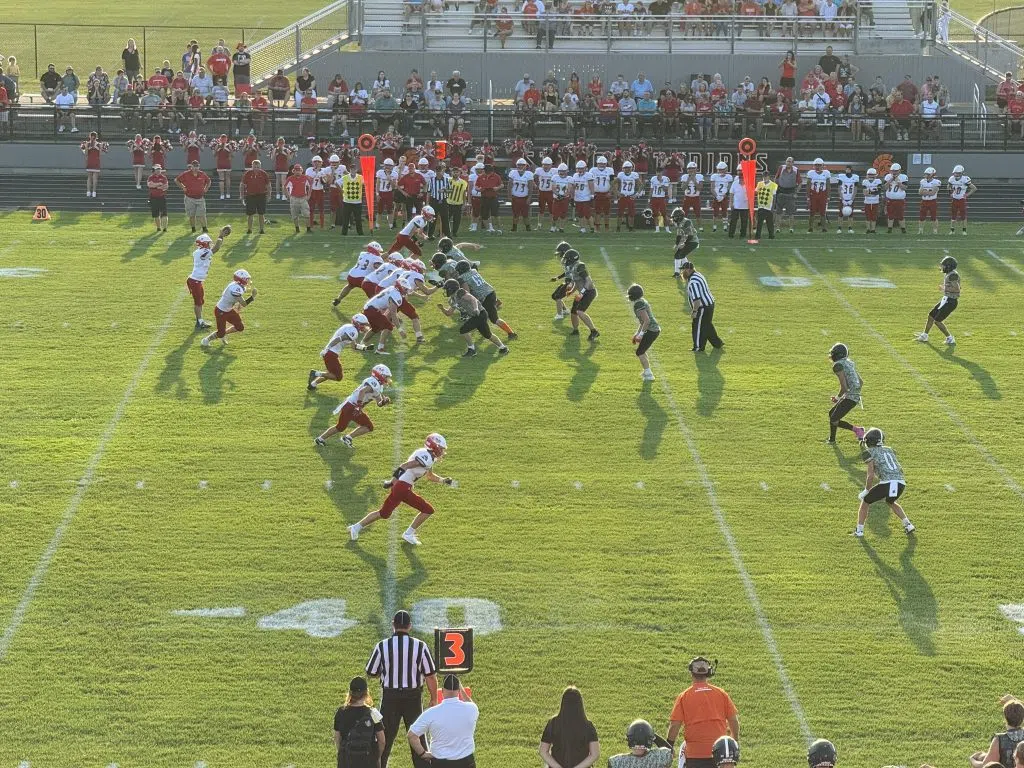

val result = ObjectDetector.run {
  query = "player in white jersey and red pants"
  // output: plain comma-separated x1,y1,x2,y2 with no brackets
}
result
361,259,401,298
835,166,860,233
649,169,672,231
615,161,641,231
335,241,385,306
535,157,555,229
186,226,231,330
708,162,733,233
308,313,370,390
679,162,705,231
200,269,256,348
360,284,403,354
861,168,882,234
917,167,942,235
349,433,453,546
315,363,393,448
375,158,399,230
550,164,572,232
507,158,535,232
806,158,831,233
388,207,434,257
569,161,595,233
884,163,908,234
590,156,615,232
306,156,329,229
947,164,977,235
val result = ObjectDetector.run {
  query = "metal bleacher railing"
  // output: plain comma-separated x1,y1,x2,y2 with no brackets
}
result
3,102,1021,152
934,7,1024,82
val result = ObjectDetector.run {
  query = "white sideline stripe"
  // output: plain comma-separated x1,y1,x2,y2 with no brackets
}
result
385,351,406,621
172,607,247,618
986,249,1024,277
794,248,1024,501
0,289,187,662
598,247,813,743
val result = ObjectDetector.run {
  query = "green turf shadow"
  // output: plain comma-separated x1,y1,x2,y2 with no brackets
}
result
559,333,599,402
859,537,937,656
637,385,667,460
930,344,1002,400
197,347,237,404
695,346,725,417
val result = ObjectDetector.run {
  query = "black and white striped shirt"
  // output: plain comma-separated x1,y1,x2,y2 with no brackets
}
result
366,632,437,690
686,271,715,307
430,173,452,201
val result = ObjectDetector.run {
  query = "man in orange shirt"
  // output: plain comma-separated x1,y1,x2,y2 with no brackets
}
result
666,657,739,768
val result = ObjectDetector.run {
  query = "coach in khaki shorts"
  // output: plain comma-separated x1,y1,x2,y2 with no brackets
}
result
284,163,313,234
175,160,211,233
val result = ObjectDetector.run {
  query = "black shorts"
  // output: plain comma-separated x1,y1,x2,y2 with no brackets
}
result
571,287,597,314
636,329,659,355
777,191,797,215
552,283,569,301
481,197,499,220
863,480,905,504
829,397,857,423
675,240,699,259
482,291,500,323
929,296,957,322
245,193,267,215
459,312,491,339
149,196,168,218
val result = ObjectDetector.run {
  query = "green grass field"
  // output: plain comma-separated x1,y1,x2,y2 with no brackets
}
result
1,212,1024,768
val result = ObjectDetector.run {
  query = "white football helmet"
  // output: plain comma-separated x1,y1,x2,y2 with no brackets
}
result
716,161,728,171
407,259,425,274
575,160,587,170
422,205,436,220
417,158,429,166
924,167,936,175
596,156,608,165
866,168,877,176
371,363,392,384
473,163,485,171
396,277,414,295
557,163,569,172
890,162,902,172
425,432,447,457
233,269,251,285
383,158,395,166
813,157,824,165
542,157,553,166
311,156,323,164
687,161,698,169
195,233,213,248
516,158,527,166
366,241,384,255
341,325,359,341
329,153,341,163
351,312,370,329
623,160,634,169
952,164,965,174
404,271,425,285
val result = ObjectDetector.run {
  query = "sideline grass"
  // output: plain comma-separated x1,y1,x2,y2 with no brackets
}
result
1,213,1023,767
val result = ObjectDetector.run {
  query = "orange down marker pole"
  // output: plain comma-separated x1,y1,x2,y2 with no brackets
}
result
738,137,758,244
360,155,376,230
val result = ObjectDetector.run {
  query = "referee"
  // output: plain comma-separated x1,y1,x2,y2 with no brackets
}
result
366,610,438,768
681,260,723,352
339,165,365,236
446,167,469,237
754,170,778,240
428,164,452,238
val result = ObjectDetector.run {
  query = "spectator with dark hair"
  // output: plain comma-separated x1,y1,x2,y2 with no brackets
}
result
406,69,424,98
971,699,1024,768
87,66,110,106
62,66,80,100
232,43,251,91
111,69,130,103
539,686,600,768
296,67,317,107
896,73,919,104
889,88,913,140
608,720,672,768
818,45,840,74
40,64,62,103
496,8,515,46
447,92,467,135
269,69,291,108
119,83,141,129
371,70,390,99
996,72,1017,113
333,676,385,768
54,86,77,132
121,39,141,81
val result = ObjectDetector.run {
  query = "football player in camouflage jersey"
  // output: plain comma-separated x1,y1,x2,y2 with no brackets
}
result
608,720,673,768
454,260,517,340
436,279,509,357
827,343,866,444
671,207,700,278
854,427,915,538
549,241,575,320
628,284,660,382
437,236,483,264
561,249,600,341
916,255,960,346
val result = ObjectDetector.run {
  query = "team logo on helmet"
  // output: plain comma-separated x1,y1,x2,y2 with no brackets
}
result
425,432,447,457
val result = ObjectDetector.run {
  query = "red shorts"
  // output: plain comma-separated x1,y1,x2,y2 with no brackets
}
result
809,192,828,215
335,400,372,431
886,198,906,220
378,191,394,213
361,279,380,297
594,192,611,215
388,233,421,257
347,273,365,288
618,196,636,217
950,198,967,220
511,196,530,217
711,198,728,215
310,188,325,209
398,300,418,319
214,306,243,338
551,198,569,219
322,350,343,379
329,187,342,210
86,158,101,171
471,197,481,216
651,197,668,217
186,277,204,306
574,200,592,218
863,202,878,222
919,200,938,220
538,190,553,214
365,306,393,332
376,479,434,519
216,159,231,171
682,197,701,216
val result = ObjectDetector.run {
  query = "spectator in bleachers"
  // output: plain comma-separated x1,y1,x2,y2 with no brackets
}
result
970,699,1024,768
405,70,424,99
996,72,1017,114
447,70,467,98
87,67,110,107
269,69,291,108
679,93,696,137
132,74,146,97
542,82,559,112
232,44,251,91
522,0,541,34
447,91,468,134
619,90,638,135
327,74,350,109
398,92,419,133
4,56,19,96
0,80,10,136
181,41,197,75
296,68,317,107
211,81,230,118
425,71,443,94
147,67,169,97
54,86,77,132
159,60,174,81
1009,91,1024,139
514,74,533,102
141,88,168,131
608,720,672,768
349,84,368,132
171,70,189,94
538,686,600,768
118,83,140,129
121,39,141,82
188,88,207,128
495,9,515,46
819,0,838,35
542,70,559,90
169,86,188,133
713,92,733,139
779,0,797,34
636,92,658,135
522,80,542,107
299,89,319,137
251,91,269,136
111,69,130,104
709,74,726,99
801,64,824,93
587,75,603,98
609,74,629,97
596,90,619,135
631,71,654,99
896,73,918,103
513,96,539,137
373,89,400,131
191,67,214,104
917,91,941,139
371,70,390,99
561,90,580,134
889,88,913,140
567,72,582,96
659,89,679,135
61,66,80,101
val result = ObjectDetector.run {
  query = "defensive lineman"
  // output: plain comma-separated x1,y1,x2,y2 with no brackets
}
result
916,255,960,345
826,343,865,444
187,226,232,330
854,428,915,538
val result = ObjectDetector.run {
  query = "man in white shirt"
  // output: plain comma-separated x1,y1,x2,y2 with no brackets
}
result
610,75,630,97
513,73,533,102
727,169,750,239
820,0,838,32
54,87,78,132
408,674,479,767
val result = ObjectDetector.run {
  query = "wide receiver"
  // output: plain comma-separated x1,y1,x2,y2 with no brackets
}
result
349,433,453,546
315,363,393,448
915,255,960,346
853,428,915,538
200,268,256,348
186,226,232,330
826,343,865,444
308,313,370,391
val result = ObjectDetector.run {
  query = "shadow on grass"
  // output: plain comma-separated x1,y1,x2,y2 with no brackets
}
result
929,343,1001,400
198,346,237,404
860,536,937,655
637,384,667,460
155,331,196,399
695,346,724,416
559,333,599,402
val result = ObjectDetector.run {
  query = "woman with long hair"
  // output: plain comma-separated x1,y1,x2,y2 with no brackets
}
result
539,686,600,768
333,677,385,768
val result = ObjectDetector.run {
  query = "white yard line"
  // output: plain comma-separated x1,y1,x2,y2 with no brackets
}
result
986,249,1024,277
384,351,406,621
0,289,187,661
794,248,1024,501
599,247,814,743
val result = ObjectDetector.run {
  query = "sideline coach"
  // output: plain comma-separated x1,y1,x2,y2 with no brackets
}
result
681,260,723,352
666,657,739,768
366,609,438,768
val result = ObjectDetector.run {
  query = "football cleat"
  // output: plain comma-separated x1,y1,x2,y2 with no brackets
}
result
402,530,422,546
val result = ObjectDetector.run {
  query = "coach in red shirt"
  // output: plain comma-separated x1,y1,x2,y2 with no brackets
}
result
475,162,502,229
240,159,270,234
397,169,427,220
175,161,212,233
206,47,232,86
284,164,313,234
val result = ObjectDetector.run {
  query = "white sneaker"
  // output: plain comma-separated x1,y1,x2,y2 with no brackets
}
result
136,184,142,190
641,369,655,381
915,332,929,342
579,227,587,233
549,226,557,233
58,126,65,133
905,523,916,533
220,194,225,200
70,127,79,133
944,335,955,345
469,223,478,232
402,530,422,546
847,228,854,234
200,336,210,347
554,312,564,320
852,528,864,538
654,226,661,232
348,524,360,540
226,193,230,199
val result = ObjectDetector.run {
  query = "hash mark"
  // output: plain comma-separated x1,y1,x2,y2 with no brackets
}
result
135,481,144,490
820,482,831,491
635,481,645,490
573,480,583,490
9,480,18,489
511,480,520,489
261,480,272,491
759,481,769,491
198,480,208,489
325,479,333,490
945,484,956,492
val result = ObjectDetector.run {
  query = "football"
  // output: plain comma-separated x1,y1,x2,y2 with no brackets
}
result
842,206,853,217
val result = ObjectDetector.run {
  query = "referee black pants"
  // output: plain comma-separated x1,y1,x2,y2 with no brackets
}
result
381,688,428,768
433,756,476,768
755,209,775,239
692,304,723,351
428,197,450,237
727,208,749,238
340,202,363,235
448,202,463,236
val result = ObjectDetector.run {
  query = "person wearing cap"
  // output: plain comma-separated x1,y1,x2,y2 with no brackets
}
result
147,164,170,233
427,162,453,238
333,676,385,768
285,163,314,234
475,161,504,234
240,159,270,235
364,610,438,767
608,719,673,768
666,657,738,767
773,156,801,233
340,164,367,236
681,260,723,353
175,160,212,234
408,674,479,768
726,168,749,239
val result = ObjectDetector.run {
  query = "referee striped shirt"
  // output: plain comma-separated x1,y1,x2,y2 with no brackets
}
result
686,271,715,307
430,173,452,201
366,632,437,690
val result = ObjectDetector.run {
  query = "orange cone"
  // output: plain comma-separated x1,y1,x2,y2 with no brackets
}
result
32,205,51,221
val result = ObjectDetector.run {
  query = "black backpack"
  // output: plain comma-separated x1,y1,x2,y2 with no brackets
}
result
343,711,377,760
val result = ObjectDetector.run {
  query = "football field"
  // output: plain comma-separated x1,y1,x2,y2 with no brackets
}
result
1,213,1023,768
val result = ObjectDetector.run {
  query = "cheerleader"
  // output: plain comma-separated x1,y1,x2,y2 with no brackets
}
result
149,135,169,172
269,137,296,200
180,130,206,167
127,134,149,189
211,134,236,199
81,132,109,198
240,134,262,170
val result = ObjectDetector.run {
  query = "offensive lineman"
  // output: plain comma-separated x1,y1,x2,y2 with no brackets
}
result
455,260,517,340
200,268,256,348
854,428,915,538
437,279,510,357
915,255,960,345
349,433,453,546
948,164,978,235
186,226,232,330
308,313,370,391
314,363,393,448
335,241,385,306
826,343,865,444
671,207,699,277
